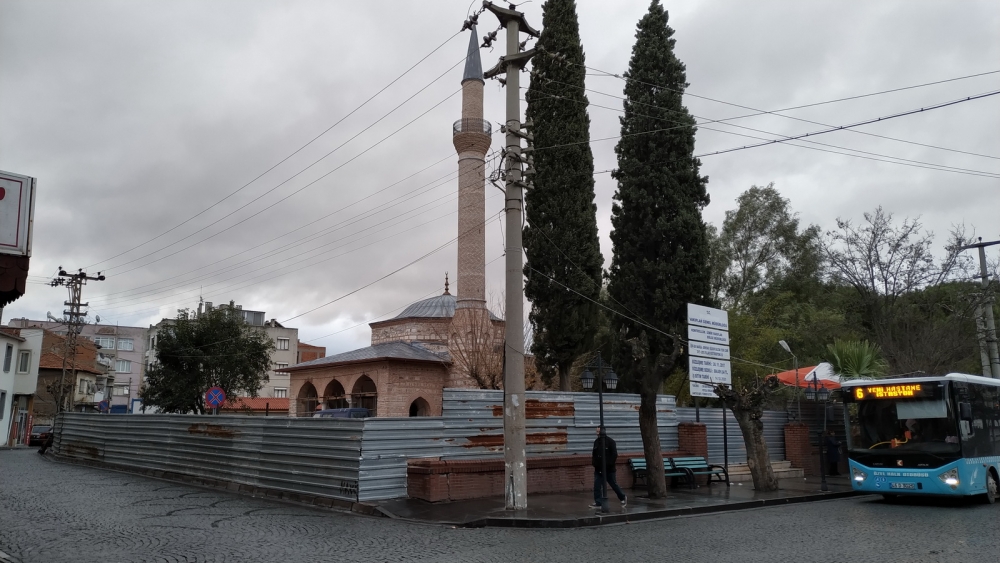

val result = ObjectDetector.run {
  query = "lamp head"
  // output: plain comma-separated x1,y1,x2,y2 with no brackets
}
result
778,340,792,355
604,369,619,390
581,369,595,390
818,387,831,402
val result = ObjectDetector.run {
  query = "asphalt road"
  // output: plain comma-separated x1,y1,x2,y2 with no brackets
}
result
2,449,999,563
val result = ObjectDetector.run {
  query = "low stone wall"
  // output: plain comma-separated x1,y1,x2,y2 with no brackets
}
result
407,447,702,502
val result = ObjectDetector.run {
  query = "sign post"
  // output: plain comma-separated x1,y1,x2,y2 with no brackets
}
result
205,386,226,415
687,303,732,485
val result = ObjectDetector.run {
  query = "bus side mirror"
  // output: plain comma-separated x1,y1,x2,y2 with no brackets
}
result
959,402,973,421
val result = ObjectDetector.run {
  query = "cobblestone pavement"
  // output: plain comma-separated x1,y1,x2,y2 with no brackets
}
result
2,449,999,563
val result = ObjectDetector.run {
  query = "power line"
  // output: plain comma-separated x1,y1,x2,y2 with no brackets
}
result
106,87,463,276
86,30,465,270
579,61,1000,160
90,164,461,305
526,86,1000,178
524,86,1000,177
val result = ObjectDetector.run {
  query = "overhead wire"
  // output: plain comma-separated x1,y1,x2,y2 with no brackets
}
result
86,30,465,270
579,62,1000,160
106,86,464,277
524,81,1000,178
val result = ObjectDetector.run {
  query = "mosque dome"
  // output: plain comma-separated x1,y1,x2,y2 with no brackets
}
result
393,294,457,320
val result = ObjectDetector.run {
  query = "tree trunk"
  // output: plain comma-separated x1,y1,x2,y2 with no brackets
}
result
639,381,667,498
558,362,572,392
732,408,778,492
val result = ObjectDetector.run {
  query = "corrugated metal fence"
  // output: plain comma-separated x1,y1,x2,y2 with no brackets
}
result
54,389,789,501
675,408,788,464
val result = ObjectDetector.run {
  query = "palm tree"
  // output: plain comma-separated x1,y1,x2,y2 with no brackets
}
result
826,339,889,380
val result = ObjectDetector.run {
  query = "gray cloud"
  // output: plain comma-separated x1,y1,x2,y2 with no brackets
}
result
2,0,997,354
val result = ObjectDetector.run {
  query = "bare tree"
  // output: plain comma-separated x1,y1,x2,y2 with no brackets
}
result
448,309,505,390
715,375,781,492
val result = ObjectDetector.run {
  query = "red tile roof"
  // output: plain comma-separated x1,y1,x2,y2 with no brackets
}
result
37,352,104,375
221,397,289,412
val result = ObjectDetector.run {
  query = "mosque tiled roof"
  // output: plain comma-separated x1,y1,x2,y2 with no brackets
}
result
279,341,449,372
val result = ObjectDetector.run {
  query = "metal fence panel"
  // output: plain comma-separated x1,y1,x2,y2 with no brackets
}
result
675,407,788,464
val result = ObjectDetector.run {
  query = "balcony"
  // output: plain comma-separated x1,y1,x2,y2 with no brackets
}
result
453,118,491,136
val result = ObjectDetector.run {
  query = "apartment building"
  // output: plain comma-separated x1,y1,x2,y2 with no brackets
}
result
146,301,298,400
7,318,147,410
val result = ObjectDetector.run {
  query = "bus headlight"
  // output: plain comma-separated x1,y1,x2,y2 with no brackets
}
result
938,468,959,489
852,467,867,483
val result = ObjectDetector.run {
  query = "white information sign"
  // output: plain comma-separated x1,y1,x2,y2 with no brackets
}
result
689,340,731,361
689,381,719,398
687,303,729,332
687,324,729,346
689,356,732,384
0,170,36,257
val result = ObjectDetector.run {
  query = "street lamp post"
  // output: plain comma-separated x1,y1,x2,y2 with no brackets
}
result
806,372,831,492
778,340,800,421
581,352,619,514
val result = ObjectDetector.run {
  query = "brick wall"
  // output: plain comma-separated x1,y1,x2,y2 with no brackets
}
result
407,450,681,502
678,422,708,458
784,423,817,476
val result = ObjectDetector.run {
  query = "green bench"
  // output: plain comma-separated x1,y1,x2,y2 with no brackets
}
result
628,456,729,489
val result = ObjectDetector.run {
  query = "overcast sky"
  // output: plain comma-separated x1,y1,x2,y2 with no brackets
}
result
1,0,998,356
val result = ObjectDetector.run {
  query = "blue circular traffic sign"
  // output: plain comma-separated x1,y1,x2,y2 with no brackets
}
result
98,400,110,412
205,386,226,408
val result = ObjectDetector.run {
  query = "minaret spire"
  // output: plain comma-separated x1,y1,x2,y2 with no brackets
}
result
462,25,484,85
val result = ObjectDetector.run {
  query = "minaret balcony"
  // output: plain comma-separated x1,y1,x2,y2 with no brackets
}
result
453,118,492,154
453,118,492,136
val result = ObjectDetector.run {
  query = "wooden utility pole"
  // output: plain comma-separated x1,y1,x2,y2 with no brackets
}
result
481,1,538,510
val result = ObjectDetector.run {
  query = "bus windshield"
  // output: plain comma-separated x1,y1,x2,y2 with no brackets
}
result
847,397,960,454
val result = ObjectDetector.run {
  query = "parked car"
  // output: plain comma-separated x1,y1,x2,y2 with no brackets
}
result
29,425,52,446
313,408,370,419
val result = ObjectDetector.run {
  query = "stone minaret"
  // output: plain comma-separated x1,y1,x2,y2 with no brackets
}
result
452,26,491,312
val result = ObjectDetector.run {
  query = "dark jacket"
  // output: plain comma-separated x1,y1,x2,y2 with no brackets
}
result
592,434,618,475
824,435,841,463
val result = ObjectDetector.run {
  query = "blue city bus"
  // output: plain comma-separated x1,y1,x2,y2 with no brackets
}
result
841,373,1000,503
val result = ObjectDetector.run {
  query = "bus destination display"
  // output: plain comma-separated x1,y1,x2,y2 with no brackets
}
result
852,384,936,400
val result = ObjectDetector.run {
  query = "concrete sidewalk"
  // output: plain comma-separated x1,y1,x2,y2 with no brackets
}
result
375,476,863,528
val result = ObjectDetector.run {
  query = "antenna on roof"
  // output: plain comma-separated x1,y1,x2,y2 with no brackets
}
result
444,272,450,295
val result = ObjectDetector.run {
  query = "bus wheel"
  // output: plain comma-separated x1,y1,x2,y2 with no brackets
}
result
985,471,998,505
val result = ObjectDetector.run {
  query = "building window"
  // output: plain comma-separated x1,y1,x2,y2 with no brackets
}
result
117,338,134,351
3,345,11,372
274,388,287,398
276,338,289,350
115,359,131,373
275,363,288,371
94,337,115,349
149,335,156,349
0,390,6,418
114,385,130,396
16,351,30,373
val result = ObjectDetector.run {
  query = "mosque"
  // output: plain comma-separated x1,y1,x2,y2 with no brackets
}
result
283,28,502,417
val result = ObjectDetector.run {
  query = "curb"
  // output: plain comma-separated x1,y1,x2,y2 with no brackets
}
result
458,490,867,528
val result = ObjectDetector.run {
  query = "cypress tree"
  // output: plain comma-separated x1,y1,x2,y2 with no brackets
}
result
523,0,604,391
606,0,711,498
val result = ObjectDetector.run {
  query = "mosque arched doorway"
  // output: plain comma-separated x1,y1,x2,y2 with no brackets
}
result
351,375,378,416
297,382,318,417
323,380,348,409
409,397,430,417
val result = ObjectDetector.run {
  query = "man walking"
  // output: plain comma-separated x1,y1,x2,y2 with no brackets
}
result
591,426,627,509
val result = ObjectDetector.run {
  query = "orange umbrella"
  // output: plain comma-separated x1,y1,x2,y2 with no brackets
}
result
774,362,841,389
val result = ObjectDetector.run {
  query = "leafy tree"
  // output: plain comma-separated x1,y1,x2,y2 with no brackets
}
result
825,339,888,380
824,207,977,371
142,304,275,414
712,183,821,311
606,0,711,499
523,0,604,391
